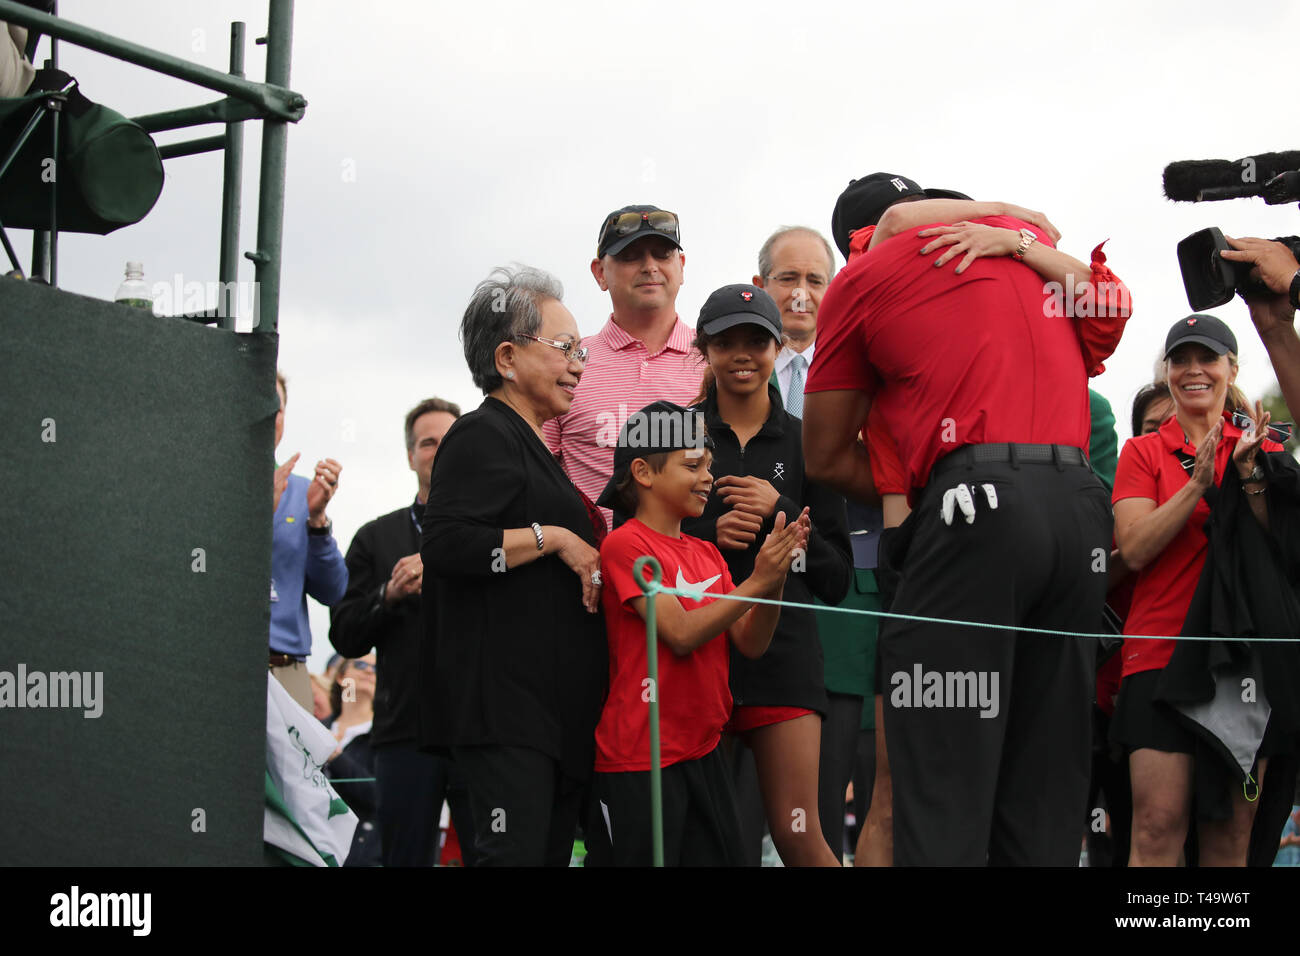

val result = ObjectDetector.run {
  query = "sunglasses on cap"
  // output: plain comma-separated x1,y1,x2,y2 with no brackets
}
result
599,211,680,249
1231,411,1292,444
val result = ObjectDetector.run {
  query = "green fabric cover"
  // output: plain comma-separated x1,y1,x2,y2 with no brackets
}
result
0,278,276,864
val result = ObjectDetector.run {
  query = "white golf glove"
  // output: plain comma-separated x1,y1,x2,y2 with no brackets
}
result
940,483,998,526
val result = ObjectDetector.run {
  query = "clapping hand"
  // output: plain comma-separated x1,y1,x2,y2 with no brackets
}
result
306,457,342,526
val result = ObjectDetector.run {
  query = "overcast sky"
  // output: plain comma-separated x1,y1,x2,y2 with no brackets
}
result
32,0,1300,670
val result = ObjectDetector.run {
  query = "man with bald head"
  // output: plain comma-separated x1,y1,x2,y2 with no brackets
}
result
753,226,836,420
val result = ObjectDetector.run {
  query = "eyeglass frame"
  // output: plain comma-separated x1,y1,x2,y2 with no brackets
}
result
764,270,829,289
516,333,589,364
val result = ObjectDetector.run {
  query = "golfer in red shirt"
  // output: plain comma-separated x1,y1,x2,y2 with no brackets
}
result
804,172,1131,866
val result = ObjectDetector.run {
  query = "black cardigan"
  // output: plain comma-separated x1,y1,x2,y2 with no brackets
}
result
1157,450,1300,814
681,386,851,714
417,397,607,779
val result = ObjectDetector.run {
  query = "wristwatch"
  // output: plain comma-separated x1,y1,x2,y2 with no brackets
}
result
1242,464,1265,484
1012,228,1037,261
308,519,332,536
1289,269,1300,310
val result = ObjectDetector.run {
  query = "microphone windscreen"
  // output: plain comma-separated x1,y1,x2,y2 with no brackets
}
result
1164,151,1300,201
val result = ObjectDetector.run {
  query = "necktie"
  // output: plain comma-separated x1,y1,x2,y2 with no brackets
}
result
786,353,806,419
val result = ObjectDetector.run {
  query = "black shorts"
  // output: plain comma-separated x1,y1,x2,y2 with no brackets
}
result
1110,669,1197,755
587,744,744,867
1111,667,1289,759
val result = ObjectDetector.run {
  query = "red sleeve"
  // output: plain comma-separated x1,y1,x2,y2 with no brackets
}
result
847,225,875,263
1072,242,1132,377
601,529,658,609
805,271,879,396
864,407,907,496
1112,437,1158,505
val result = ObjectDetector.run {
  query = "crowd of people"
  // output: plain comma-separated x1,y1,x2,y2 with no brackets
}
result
268,176,1300,867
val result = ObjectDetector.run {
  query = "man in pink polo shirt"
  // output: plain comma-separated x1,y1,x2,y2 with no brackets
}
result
544,205,705,528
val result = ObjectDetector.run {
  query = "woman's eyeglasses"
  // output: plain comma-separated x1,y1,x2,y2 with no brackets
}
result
517,334,589,364
349,660,377,674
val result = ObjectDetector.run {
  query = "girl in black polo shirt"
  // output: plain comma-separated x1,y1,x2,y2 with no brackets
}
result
682,284,852,867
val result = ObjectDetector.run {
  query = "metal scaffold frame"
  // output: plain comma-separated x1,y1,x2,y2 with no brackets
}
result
0,0,305,332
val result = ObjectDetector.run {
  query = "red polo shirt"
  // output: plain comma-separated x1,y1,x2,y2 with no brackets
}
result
594,519,736,772
806,216,1129,500
1112,414,1283,677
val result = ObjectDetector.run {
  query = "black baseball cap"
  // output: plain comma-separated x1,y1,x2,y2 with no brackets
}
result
596,205,683,258
830,172,972,259
696,283,783,341
1164,313,1237,359
594,401,714,509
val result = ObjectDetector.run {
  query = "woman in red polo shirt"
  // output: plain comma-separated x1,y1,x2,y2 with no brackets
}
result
1112,314,1280,867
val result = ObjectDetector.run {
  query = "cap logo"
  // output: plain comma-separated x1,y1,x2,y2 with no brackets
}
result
890,177,907,191
740,291,753,301
1187,317,1198,326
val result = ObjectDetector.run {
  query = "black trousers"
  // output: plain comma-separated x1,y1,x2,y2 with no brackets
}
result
452,745,585,867
818,691,865,860
588,745,745,866
723,732,766,867
880,454,1111,866
374,742,478,867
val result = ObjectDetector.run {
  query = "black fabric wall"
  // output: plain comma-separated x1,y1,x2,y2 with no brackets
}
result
0,279,276,865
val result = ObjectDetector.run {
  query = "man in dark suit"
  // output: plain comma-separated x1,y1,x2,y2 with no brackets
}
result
329,397,476,866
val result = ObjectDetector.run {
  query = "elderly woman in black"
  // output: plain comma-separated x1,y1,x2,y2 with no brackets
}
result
419,265,607,867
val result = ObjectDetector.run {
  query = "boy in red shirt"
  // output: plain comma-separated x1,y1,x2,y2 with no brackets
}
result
587,400,809,866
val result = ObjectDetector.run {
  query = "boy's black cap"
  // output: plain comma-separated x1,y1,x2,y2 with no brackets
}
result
830,172,972,259
596,204,683,258
1164,313,1237,359
696,283,783,341
594,400,714,510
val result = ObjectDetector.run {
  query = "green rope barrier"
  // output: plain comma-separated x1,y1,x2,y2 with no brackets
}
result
633,556,665,868
642,577,1300,644
630,550,1300,866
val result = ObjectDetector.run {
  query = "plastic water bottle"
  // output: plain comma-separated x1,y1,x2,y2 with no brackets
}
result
114,261,153,310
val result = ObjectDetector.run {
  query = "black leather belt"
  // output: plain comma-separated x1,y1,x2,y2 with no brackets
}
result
931,442,1088,480
268,653,306,667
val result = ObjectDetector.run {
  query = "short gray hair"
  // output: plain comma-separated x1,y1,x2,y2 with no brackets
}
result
757,226,836,283
460,265,565,394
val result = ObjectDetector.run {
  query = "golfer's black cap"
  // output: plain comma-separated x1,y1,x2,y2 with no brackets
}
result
696,283,782,341
1164,313,1237,359
830,172,972,259
596,205,683,258
594,401,714,509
